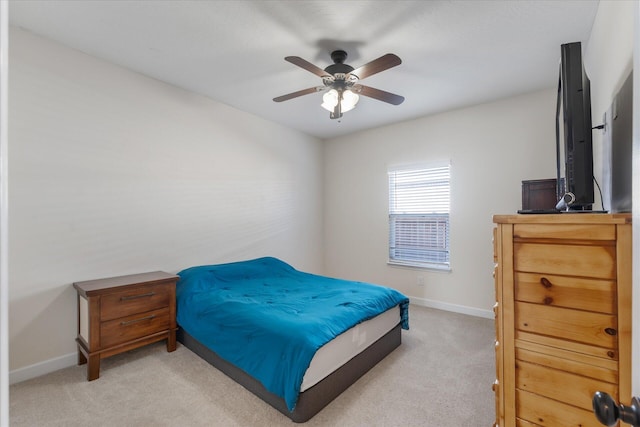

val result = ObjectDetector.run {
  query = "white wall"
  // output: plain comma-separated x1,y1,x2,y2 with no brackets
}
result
323,89,557,315
585,0,635,211
8,27,324,374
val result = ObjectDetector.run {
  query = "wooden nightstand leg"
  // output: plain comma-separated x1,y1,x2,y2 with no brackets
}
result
86,354,100,381
167,330,177,352
77,347,87,366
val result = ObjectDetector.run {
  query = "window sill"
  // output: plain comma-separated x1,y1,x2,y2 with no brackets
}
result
387,260,451,272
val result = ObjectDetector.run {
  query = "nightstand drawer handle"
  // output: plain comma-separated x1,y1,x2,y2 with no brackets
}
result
120,292,156,301
120,315,156,326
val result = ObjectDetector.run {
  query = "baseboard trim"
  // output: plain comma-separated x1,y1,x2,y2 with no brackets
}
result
9,351,76,385
10,299,492,384
409,297,494,319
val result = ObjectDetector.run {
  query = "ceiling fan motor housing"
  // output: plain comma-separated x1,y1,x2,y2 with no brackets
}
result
324,50,354,76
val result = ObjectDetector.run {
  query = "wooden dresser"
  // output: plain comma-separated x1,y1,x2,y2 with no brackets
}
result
492,213,632,427
74,271,179,381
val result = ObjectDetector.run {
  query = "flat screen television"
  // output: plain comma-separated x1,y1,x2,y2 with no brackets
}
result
555,41,594,211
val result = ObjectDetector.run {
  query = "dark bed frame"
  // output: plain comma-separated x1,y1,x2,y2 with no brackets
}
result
177,323,402,423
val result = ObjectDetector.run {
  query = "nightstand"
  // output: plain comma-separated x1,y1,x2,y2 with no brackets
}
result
73,271,179,381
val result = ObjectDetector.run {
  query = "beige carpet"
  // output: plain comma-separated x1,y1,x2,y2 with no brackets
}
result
10,305,495,426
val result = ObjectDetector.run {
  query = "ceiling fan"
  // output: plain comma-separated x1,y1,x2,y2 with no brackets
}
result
273,50,405,119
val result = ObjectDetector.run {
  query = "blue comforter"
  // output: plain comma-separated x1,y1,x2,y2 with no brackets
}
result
176,257,409,411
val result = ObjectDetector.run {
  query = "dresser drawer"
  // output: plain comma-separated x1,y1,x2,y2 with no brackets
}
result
516,342,618,384
100,283,172,321
516,359,618,411
514,243,616,279
516,302,617,348
516,389,604,427
100,307,171,348
515,272,616,313
516,330,618,361
513,224,616,241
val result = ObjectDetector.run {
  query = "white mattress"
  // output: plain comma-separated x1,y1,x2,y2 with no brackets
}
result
300,306,401,392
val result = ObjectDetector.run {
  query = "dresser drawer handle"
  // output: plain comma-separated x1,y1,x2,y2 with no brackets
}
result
120,315,156,326
605,328,617,336
540,277,552,288
120,292,156,301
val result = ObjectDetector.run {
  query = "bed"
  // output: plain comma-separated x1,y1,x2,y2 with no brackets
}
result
175,257,409,423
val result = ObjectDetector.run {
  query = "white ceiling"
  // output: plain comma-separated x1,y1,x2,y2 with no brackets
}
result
9,0,599,140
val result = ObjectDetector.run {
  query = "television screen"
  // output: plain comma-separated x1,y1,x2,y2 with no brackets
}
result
556,41,594,210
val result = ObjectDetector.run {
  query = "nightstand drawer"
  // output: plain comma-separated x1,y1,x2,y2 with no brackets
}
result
100,307,171,348
100,283,172,321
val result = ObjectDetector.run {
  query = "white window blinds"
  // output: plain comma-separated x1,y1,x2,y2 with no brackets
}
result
388,164,451,269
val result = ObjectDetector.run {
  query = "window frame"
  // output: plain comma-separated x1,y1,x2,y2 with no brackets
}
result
387,163,451,271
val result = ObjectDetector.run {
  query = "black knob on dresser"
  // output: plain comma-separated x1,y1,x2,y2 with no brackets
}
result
593,391,640,427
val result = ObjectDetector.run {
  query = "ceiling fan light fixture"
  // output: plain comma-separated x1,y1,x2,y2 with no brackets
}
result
321,89,359,113
341,89,359,112
321,89,339,111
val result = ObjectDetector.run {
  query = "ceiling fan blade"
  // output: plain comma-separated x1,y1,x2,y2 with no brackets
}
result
357,85,405,105
349,53,402,80
273,87,322,102
285,56,332,78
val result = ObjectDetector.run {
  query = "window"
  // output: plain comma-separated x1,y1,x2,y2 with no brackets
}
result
388,164,450,270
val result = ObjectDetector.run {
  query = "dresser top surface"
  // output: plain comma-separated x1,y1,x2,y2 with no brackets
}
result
493,213,631,225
